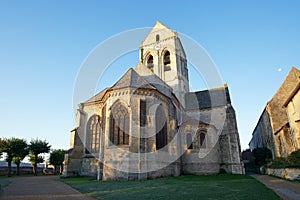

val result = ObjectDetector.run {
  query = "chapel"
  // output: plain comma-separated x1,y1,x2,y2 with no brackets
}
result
63,21,244,180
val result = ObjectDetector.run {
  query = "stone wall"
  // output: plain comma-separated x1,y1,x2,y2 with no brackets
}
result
265,168,300,180
249,108,276,157
286,89,300,150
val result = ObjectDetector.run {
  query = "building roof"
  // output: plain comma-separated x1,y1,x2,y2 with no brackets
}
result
135,62,173,98
111,68,156,90
267,67,300,134
84,67,174,104
84,88,109,103
185,85,231,110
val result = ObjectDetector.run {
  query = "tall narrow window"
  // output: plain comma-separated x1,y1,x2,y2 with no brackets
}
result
102,105,106,131
187,134,193,149
156,105,168,150
109,103,129,145
87,115,101,153
200,132,206,148
140,100,146,127
156,34,160,42
163,51,171,71
147,55,154,72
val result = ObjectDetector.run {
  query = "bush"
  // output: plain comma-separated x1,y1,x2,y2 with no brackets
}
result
253,147,272,166
268,157,290,169
287,150,300,167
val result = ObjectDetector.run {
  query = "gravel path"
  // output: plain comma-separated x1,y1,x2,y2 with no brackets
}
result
0,176,95,200
251,174,300,200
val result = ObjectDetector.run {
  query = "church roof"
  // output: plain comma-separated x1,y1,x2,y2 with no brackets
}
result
185,85,231,110
267,67,300,134
84,67,175,104
111,68,156,90
84,88,109,103
135,62,173,98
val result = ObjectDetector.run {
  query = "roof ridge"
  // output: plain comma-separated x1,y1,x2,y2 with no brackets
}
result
111,68,156,90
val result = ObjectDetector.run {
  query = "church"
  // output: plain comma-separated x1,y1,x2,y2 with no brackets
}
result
63,21,244,180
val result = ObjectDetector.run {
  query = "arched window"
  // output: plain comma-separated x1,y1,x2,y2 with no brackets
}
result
156,105,168,150
109,103,129,145
156,34,160,42
87,115,101,153
147,55,154,72
163,51,171,71
186,134,193,149
200,132,206,148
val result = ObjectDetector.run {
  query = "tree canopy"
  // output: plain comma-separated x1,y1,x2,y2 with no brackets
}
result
0,137,28,176
29,138,51,176
49,149,65,174
253,147,272,166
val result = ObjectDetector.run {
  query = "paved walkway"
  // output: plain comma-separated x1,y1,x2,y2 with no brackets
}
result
251,174,300,200
0,176,95,200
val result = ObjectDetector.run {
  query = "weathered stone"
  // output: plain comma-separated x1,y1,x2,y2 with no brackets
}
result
265,168,300,180
64,21,244,180
249,67,300,158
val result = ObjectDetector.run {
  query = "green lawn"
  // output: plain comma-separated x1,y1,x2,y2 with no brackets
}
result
61,174,280,200
0,177,10,190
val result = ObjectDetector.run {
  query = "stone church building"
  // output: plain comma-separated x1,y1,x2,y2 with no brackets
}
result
63,22,244,180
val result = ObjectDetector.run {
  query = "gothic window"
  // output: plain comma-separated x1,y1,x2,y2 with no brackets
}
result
163,51,171,71
186,133,193,149
102,105,106,131
147,55,154,72
140,100,146,127
87,115,101,153
200,132,206,148
109,103,129,146
156,105,168,150
156,34,160,42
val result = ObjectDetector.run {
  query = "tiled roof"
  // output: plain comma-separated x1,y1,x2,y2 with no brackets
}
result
111,68,156,90
185,86,231,110
84,88,109,103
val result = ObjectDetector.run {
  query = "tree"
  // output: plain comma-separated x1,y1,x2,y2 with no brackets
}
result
12,138,28,175
253,147,272,166
0,138,14,177
49,149,65,174
29,138,51,176
0,138,28,177
0,138,3,159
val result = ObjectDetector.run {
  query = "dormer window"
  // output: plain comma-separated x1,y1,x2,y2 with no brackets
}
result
156,34,160,42
147,55,154,72
163,51,171,71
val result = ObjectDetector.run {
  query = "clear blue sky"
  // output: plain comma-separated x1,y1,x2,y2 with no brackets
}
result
0,0,299,150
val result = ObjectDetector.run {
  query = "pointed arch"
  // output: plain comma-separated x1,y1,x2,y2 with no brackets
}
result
86,115,101,153
109,102,129,146
155,104,168,150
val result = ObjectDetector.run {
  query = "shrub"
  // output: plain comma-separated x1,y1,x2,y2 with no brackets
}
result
287,150,300,167
253,147,272,166
268,157,290,169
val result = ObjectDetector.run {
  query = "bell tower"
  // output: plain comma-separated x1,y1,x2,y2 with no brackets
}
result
139,21,189,106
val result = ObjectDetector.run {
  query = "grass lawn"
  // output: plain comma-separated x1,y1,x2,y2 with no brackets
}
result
61,174,280,200
0,176,11,189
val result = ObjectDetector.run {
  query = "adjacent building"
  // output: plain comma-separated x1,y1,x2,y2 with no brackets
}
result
249,67,300,157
